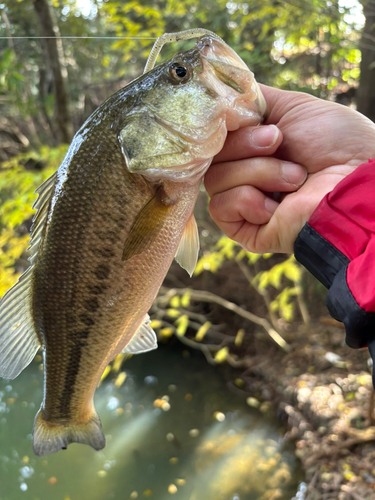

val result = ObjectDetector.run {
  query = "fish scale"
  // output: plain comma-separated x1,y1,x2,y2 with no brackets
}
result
0,31,266,456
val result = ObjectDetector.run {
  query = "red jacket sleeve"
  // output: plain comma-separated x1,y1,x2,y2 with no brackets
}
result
294,159,375,351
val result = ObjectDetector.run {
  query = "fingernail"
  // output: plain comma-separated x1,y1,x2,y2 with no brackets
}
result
252,125,279,148
281,162,307,185
265,197,279,214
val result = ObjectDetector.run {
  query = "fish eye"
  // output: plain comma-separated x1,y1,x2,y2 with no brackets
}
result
169,62,191,84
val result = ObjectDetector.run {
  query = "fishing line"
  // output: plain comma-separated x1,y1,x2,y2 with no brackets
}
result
0,36,157,39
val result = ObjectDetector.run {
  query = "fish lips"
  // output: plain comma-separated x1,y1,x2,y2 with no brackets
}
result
197,35,267,129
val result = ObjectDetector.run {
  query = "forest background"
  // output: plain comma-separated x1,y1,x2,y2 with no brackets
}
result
0,0,375,498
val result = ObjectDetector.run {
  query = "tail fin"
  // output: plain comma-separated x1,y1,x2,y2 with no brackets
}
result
32,408,105,456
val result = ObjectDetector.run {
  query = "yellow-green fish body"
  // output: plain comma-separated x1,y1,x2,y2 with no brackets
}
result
0,34,266,456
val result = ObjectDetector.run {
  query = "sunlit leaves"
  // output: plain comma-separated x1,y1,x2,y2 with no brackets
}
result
234,329,245,347
214,347,229,363
180,290,191,308
0,146,67,297
254,256,301,291
175,314,189,336
195,321,211,342
196,237,304,324
114,371,127,388
195,236,264,275
271,287,299,322
160,327,174,338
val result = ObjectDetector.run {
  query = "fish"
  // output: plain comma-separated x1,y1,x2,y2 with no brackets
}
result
0,31,266,456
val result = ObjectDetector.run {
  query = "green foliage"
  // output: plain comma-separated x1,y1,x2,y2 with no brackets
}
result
0,0,364,161
98,0,363,95
0,146,68,297
0,49,24,94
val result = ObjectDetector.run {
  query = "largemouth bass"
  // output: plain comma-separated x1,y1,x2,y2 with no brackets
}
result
0,32,266,456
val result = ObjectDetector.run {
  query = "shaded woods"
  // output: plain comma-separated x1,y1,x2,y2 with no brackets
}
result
1,1,375,499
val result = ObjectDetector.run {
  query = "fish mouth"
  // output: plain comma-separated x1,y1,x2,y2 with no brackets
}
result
197,35,267,130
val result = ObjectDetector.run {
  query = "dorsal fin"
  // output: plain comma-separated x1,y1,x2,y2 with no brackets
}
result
0,172,57,379
28,172,57,265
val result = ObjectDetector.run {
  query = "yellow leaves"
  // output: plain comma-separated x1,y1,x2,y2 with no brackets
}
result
342,68,360,83
345,49,361,65
175,314,189,337
167,309,180,318
254,256,301,291
194,251,224,275
112,354,126,373
195,236,238,275
98,365,111,386
195,236,274,277
170,296,180,308
114,371,127,388
160,327,174,338
214,347,229,363
195,322,211,342
150,320,162,329
271,287,298,322
180,290,191,308
102,56,111,68
235,329,245,347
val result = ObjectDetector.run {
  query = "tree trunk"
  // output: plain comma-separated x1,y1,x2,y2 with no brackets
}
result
357,1,375,123
33,0,73,143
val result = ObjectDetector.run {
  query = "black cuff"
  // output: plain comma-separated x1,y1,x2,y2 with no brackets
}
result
294,223,349,289
326,266,375,349
295,223,375,350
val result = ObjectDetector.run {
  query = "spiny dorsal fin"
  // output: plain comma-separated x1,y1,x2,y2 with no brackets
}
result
174,214,199,277
28,172,57,265
122,314,158,354
0,172,57,379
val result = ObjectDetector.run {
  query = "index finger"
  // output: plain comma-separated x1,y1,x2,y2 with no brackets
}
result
259,84,316,126
213,124,283,164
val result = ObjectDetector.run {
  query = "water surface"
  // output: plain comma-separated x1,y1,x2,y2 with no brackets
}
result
0,345,301,500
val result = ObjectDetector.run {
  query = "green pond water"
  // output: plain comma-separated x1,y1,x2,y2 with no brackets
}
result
0,345,303,500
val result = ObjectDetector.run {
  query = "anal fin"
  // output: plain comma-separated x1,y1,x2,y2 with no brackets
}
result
122,314,158,354
175,214,199,277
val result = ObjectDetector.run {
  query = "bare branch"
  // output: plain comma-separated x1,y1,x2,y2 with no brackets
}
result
159,286,292,352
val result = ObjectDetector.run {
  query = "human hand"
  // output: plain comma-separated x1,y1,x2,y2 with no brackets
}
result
205,85,375,253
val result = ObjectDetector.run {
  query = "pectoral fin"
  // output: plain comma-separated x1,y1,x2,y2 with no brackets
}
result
122,314,158,354
122,187,171,261
174,214,199,277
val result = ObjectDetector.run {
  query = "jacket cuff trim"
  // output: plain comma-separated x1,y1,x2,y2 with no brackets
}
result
294,223,349,289
326,266,375,349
